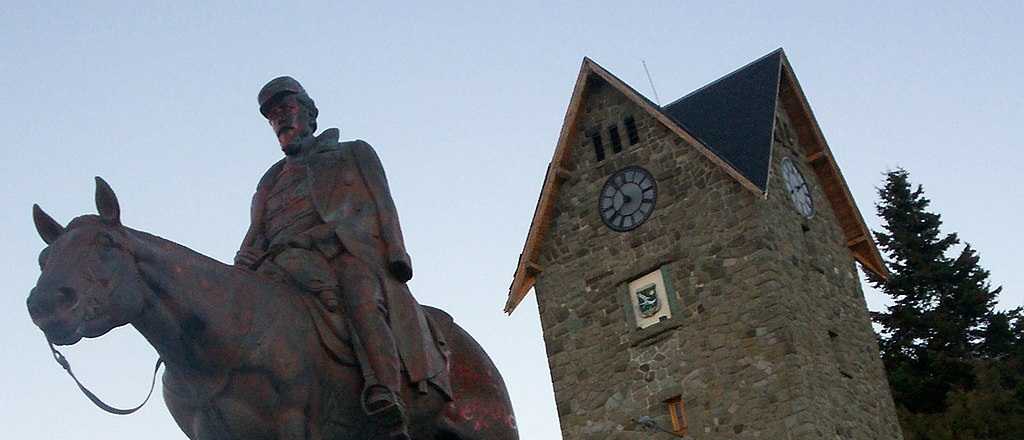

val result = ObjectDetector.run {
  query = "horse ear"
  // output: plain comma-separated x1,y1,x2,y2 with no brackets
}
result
94,176,121,224
33,204,64,244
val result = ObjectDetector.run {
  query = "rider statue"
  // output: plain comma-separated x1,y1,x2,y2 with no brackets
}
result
234,76,449,439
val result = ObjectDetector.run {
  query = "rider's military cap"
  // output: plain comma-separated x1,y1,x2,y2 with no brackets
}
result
258,76,308,117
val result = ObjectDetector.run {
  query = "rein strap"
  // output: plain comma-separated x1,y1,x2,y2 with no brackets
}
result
48,341,163,415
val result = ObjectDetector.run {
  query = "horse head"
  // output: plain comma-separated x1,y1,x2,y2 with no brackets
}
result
27,177,148,346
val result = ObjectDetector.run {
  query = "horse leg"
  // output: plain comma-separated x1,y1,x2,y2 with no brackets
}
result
272,359,323,440
275,379,324,440
262,317,324,440
164,380,238,440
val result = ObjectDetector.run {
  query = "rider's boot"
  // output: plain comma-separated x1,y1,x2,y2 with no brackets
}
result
363,385,410,439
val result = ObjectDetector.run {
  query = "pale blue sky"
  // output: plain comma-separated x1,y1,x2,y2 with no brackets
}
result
2,1,1021,439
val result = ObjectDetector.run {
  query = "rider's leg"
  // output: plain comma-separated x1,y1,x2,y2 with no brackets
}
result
334,254,404,409
273,248,339,310
334,255,411,438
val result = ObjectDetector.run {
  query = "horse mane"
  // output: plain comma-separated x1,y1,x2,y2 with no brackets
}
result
87,213,307,354
64,214,231,269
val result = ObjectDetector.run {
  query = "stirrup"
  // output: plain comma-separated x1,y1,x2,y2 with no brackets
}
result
361,385,406,428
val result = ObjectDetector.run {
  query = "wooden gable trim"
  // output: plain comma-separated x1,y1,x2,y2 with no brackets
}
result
504,60,592,313
777,54,889,279
505,58,764,314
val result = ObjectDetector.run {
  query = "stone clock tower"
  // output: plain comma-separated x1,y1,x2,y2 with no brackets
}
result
505,49,903,439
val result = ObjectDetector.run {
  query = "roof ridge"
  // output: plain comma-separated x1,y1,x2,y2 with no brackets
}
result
663,48,784,109
661,48,784,190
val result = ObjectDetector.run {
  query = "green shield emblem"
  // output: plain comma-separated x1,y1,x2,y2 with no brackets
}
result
636,284,661,318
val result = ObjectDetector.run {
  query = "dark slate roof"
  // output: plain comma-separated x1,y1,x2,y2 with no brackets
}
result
662,49,783,191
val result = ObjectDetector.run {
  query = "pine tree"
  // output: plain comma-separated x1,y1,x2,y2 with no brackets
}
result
981,307,1023,358
868,169,1002,407
868,169,1023,438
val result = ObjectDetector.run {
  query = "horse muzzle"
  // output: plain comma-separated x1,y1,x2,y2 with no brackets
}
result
28,285,83,345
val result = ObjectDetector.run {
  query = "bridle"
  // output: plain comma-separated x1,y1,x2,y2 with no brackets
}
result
48,340,163,415
41,226,164,415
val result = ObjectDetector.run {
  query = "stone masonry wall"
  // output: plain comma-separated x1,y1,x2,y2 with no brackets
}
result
535,76,803,439
532,75,901,439
761,104,903,439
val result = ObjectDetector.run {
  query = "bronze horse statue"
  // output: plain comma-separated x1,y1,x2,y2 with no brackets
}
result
27,178,518,440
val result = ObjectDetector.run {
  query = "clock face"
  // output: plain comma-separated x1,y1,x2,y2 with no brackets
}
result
599,166,657,232
781,157,814,218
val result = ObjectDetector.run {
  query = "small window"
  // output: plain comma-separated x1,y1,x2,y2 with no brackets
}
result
624,116,639,145
666,396,688,436
590,132,605,162
608,125,623,153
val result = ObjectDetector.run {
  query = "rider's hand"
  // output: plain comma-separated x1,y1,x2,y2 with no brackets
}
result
389,260,413,283
234,247,263,269
386,246,413,282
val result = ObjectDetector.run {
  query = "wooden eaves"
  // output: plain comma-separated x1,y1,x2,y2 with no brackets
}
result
776,52,889,279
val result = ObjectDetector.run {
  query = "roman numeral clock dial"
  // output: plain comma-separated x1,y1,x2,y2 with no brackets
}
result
599,166,657,232
781,157,814,218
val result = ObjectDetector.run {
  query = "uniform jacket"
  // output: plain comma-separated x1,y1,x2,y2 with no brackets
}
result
239,128,446,389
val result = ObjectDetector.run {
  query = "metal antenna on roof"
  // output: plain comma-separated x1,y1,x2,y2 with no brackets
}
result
642,60,661,106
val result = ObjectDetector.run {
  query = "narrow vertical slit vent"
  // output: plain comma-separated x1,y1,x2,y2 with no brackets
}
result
591,132,605,162
624,116,639,145
609,125,623,153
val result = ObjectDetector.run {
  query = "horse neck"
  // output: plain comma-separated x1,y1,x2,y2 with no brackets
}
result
124,227,284,372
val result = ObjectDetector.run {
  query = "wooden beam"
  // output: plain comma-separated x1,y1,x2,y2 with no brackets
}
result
504,275,536,314
807,150,827,164
554,166,573,182
846,235,867,247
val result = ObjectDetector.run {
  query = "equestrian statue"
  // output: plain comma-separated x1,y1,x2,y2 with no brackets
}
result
26,77,518,440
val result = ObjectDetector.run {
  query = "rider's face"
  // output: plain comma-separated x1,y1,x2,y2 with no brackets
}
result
265,94,307,153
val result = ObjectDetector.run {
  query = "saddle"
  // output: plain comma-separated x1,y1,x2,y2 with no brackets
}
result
299,294,454,400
